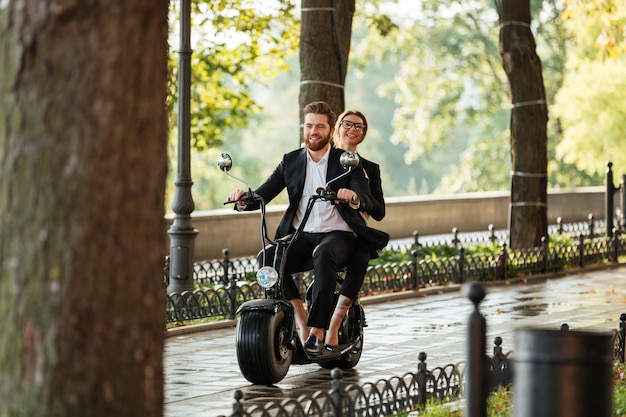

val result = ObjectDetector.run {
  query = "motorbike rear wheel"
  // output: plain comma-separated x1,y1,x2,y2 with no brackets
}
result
320,302,364,369
236,309,293,385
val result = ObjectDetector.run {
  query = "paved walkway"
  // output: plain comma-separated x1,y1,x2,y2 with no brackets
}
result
164,265,626,416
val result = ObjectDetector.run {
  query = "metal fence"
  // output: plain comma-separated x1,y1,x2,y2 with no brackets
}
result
165,218,626,325
216,294,626,417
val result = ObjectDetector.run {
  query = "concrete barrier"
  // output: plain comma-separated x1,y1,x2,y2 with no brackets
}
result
165,187,607,261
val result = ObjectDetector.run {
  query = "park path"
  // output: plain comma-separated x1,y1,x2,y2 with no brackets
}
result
164,265,626,416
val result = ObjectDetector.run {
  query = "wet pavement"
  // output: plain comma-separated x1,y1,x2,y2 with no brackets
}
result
164,265,626,417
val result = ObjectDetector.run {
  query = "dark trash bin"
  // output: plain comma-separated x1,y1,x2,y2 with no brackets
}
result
514,328,613,417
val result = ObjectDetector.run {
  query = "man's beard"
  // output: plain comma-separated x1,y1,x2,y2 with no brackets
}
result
304,132,331,151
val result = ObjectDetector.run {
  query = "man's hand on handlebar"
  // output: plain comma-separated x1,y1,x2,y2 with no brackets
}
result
228,189,247,207
336,188,359,207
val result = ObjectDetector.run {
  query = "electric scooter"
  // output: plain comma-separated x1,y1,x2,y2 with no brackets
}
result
218,152,366,385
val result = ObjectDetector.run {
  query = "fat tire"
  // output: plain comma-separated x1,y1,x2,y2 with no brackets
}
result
236,309,293,385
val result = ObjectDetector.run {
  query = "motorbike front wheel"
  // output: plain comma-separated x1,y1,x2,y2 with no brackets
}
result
236,309,293,385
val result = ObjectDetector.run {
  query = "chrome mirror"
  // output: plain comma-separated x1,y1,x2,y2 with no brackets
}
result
217,153,233,172
340,151,360,169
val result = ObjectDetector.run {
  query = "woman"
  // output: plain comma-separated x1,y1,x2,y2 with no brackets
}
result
324,109,386,351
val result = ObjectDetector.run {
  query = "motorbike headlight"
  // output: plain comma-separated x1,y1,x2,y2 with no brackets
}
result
256,266,278,289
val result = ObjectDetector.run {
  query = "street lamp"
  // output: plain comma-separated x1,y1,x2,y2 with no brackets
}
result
167,0,197,294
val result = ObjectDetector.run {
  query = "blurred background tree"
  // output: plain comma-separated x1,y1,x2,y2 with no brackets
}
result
167,0,624,212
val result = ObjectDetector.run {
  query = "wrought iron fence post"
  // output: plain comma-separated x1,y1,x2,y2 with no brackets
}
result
231,390,244,417
488,224,496,243
222,249,230,285
416,352,428,407
466,283,487,417
222,249,238,319
557,216,563,234
497,244,508,280
588,213,595,239
618,313,626,362
579,234,585,268
413,230,420,247
229,272,237,320
607,161,616,238
613,228,619,263
412,251,419,290
541,236,548,273
331,368,343,417
164,255,171,287
490,336,512,389
459,247,465,284
452,227,460,247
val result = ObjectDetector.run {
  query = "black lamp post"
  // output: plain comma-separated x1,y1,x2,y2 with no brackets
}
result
167,0,197,294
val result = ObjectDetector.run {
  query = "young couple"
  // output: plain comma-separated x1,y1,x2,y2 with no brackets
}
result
229,101,387,356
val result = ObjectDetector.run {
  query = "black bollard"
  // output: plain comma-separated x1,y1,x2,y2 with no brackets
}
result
514,329,613,417
465,283,487,417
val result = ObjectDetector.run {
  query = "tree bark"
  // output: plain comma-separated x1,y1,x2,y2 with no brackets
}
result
0,2,168,416
299,0,354,137
498,0,549,249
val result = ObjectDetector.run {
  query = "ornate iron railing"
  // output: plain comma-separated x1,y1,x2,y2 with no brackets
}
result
216,309,626,417
166,221,626,325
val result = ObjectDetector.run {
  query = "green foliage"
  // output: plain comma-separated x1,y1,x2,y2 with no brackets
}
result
362,1,508,163
614,362,626,416
167,0,299,151
369,14,399,37
548,233,573,248
349,0,611,193
562,0,626,60
486,387,513,417
436,127,511,193
551,58,626,177
164,0,625,212
372,241,503,266
549,0,626,181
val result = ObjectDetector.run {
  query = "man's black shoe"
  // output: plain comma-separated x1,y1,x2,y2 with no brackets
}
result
304,335,323,356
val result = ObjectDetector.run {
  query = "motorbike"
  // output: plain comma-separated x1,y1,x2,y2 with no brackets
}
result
218,152,366,385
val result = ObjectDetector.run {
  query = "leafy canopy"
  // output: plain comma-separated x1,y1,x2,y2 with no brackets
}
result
167,0,299,151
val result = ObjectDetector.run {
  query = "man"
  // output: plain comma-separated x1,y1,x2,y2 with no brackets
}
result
229,101,389,356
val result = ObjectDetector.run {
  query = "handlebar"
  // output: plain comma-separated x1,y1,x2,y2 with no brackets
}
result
223,190,262,206
314,187,350,205
218,151,359,298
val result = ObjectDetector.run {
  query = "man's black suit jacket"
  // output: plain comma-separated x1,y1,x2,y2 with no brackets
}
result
252,147,389,258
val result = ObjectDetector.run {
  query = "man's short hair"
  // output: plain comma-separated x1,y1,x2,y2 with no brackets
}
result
303,101,337,128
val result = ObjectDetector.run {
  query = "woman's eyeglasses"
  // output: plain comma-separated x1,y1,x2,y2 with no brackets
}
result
340,120,366,132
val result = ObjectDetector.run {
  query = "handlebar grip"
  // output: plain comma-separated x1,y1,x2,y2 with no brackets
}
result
224,191,258,205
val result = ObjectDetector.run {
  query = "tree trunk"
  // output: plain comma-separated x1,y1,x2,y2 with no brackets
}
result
299,0,354,137
498,0,549,249
0,2,168,416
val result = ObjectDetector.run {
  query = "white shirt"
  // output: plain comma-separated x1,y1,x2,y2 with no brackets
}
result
292,147,354,234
